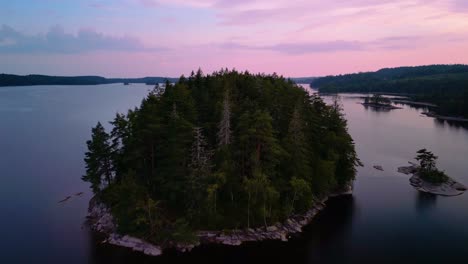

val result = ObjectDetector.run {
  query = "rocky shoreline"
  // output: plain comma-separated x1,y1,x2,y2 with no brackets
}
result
87,184,353,257
360,103,402,110
421,112,468,123
398,164,467,196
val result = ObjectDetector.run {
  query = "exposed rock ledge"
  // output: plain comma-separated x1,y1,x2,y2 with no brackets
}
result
398,164,467,196
360,103,402,110
87,184,353,257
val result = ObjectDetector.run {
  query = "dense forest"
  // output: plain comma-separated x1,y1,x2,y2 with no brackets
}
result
311,65,468,118
83,69,360,245
0,74,177,86
290,77,316,84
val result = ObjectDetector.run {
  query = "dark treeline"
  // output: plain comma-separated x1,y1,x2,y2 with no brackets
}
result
290,77,316,84
311,65,468,118
83,69,359,244
0,74,178,86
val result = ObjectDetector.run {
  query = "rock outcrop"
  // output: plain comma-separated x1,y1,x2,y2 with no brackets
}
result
409,174,467,196
397,164,467,196
87,196,163,256
373,165,384,171
87,184,353,257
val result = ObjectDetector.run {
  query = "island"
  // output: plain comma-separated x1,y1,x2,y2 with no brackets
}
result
361,94,401,110
398,149,467,196
82,69,361,256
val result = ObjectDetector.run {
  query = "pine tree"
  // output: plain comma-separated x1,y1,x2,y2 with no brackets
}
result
82,122,113,193
217,90,232,146
109,113,130,179
284,106,312,181
190,127,213,172
188,127,212,217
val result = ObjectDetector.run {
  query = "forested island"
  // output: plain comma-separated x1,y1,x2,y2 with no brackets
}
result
361,94,401,110
83,69,360,255
398,149,466,196
310,65,468,118
0,73,178,86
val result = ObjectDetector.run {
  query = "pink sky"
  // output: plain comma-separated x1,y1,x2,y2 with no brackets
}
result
1,0,468,77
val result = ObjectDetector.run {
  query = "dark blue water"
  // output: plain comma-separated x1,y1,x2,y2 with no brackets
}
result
0,84,150,263
1,84,467,263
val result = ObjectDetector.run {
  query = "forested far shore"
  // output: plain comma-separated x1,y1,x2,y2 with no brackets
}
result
310,65,468,118
0,73,178,86
0,73,316,87
82,69,360,245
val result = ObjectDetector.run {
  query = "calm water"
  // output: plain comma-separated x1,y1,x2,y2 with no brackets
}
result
1,84,467,263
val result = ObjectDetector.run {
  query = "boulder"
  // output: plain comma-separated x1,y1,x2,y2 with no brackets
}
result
373,165,384,171
410,174,466,196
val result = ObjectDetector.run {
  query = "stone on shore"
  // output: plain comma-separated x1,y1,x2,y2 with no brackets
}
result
87,183,354,257
409,174,467,196
373,165,384,171
397,165,417,175
87,197,163,256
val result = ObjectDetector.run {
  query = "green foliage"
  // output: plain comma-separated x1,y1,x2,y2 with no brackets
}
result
416,149,437,171
312,64,468,118
415,149,448,184
83,69,359,243
289,177,313,214
82,122,113,193
365,94,391,105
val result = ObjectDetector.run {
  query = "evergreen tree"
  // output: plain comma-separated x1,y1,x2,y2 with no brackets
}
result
217,90,232,147
188,127,212,218
284,106,312,181
82,122,113,193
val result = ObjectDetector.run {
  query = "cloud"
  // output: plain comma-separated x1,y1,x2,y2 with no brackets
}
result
217,32,468,54
0,25,164,54
218,40,365,54
447,0,468,10
269,41,364,54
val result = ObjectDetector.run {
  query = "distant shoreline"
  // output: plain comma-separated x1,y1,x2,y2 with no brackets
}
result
0,74,178,87
421,112,468,123
1,74,312,87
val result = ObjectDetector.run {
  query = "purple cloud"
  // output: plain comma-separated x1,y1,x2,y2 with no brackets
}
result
218,40,365,54
0,25,165,54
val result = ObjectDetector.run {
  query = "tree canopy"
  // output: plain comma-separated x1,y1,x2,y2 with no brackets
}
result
83,69,360,244
311,65,468,118
415,149,448,184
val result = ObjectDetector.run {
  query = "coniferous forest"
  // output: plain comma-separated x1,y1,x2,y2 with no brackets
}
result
311,65,468,118
82,69,360,244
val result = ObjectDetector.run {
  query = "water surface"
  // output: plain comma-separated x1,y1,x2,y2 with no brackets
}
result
1,84,467,263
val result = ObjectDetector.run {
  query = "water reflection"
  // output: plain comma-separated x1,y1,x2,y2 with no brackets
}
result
393,102,432,112
362,105,392,113
415,192,437,213
303,196,356,263
433,118,468,130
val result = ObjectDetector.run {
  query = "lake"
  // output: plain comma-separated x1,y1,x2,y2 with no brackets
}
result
1,84,467,263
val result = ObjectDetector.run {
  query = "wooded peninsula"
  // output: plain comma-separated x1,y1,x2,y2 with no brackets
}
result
82,69,360,247
311,64,468,118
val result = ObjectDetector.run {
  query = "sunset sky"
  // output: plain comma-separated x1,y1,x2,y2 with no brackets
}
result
1,0,468,77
